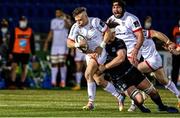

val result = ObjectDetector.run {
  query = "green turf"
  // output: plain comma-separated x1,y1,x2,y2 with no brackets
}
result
0,88,180,117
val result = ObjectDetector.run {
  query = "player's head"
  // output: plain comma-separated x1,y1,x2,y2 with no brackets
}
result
55,9,64,18
107,22,119,43
72,7,88,27
19,16,28,29
112,0,125,18
1,18,8,34
144,16,152,29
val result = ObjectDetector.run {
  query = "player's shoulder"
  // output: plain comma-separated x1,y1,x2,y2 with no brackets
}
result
124,12,139,20
70,23,79,30
106,15,116,23
90,17,100,26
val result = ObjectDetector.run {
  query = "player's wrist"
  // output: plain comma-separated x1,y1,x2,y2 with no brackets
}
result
100,41,106,48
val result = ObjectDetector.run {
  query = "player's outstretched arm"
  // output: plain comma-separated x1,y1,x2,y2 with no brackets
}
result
149,30,173,44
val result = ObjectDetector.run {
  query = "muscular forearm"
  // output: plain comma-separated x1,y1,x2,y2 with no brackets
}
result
105,50,126,69
150,30,172,44
134,31,144,50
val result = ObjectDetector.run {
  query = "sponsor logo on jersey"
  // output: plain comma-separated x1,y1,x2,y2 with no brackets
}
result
133,21,140,28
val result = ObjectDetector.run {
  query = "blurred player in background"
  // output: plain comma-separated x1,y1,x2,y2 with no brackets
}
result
72,49,86,90
67,7,124,111
44,9,72,88
9,16,35,89
144,16,152,30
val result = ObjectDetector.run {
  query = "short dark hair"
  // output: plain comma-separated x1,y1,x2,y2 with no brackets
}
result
72,7,86,18
112,0,126,7
107,21,119,29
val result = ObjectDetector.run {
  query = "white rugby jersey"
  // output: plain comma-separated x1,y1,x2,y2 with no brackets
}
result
51,18,68,47
107,12,142,53
142,29,158,59
68,17,107,52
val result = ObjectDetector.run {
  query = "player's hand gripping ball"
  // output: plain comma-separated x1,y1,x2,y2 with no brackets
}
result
75,34,88,52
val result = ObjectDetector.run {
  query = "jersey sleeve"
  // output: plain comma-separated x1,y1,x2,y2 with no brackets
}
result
128,16,142,33
116,39,127,50
68,24,78,41
92,18,108,33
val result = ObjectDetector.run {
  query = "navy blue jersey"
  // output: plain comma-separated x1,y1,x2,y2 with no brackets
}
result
105,38,132,79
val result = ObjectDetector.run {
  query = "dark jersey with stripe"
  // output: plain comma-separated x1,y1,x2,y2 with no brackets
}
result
105,37,145,91
105,38,132,79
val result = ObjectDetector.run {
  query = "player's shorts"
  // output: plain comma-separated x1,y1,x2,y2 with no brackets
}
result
85,48,107,65
12,53,30,64
127,47,142,61
144,52,163,71
112,66,145,92
50,46,68,64
74,49,86,62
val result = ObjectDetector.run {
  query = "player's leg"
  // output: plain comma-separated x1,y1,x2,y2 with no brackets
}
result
72,51,86,90
153,68,180,107
58,55,67,88
83,57,98,110
137,78,178,113
72,61,84,90
50,55,59,87
93,73,125,111
139,55,180,107
126,85,151,113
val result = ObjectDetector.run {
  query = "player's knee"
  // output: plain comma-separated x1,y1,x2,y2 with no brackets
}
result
143,84,156,95
130,89,143,105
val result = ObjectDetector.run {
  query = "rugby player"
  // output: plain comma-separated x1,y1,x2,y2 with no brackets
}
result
67,7,124,110
44,9,71,87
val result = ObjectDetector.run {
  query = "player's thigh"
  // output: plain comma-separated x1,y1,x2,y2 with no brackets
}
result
136,78,153,91
137,61,152,73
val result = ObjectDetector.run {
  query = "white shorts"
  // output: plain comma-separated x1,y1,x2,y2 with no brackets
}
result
50,46,68,64
144,53,163,71
74,49,86,62
127,48,142,61
85,48,107,65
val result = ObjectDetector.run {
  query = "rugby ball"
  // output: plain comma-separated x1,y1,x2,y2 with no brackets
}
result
75,34,88,52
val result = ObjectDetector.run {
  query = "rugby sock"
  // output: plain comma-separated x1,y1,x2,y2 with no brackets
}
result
149,93,165,108
104,82,124,101
60,66,67,83
165,80,180,100
51,67,58,85
87,82,96,102
75,72,83,85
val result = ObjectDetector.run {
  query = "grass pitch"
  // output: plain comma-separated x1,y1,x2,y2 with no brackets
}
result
0,88,180,117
